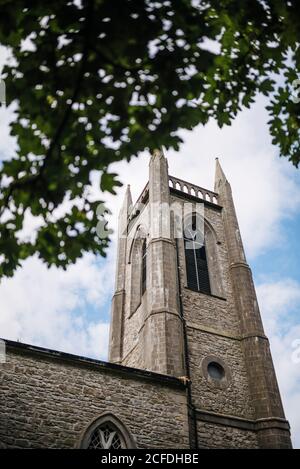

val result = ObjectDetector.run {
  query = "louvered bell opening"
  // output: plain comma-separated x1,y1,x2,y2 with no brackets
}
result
195,244,211,295
185,243,198,291
184,240,211,295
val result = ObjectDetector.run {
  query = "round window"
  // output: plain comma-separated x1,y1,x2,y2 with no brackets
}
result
207,361,225,381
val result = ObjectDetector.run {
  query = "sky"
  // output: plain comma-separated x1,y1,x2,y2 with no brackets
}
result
1,48,300,448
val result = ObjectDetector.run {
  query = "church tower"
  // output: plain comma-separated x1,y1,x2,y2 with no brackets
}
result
109,149,292,449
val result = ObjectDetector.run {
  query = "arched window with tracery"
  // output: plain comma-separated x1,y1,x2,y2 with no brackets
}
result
80,413,136,449
184,213,211,295
88,422,124,449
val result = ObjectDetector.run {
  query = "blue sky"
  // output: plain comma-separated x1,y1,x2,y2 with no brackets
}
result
252,215,300,283
1,47,300,447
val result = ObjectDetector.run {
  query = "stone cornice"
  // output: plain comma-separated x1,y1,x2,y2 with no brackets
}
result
2,338,186,390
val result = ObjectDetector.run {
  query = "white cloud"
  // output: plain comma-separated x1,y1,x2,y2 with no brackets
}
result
0,253,114,359
108,95,300,259
0,104,17,162
258,279,300,448
1,63,300,449
257,280,300,335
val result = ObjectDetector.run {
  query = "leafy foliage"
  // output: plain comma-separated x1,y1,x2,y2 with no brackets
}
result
0,0,299,277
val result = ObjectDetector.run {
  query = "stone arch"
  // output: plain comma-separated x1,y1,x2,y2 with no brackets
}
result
128,225,147,315
127,224,147,264
79,412,137,449
204,219,225,298
182,212,224,297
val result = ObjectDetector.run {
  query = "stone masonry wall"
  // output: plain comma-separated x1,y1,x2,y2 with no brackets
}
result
173,196,240,334
121,204,149,369
0,343,189,449
197,421,259,449
187,328,255,419
171,194,258,447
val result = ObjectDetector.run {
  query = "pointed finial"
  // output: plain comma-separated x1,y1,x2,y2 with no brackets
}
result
151,148,165,159
120,184,132,216
125,184,132,205
214,157,228,192
153,148,163,157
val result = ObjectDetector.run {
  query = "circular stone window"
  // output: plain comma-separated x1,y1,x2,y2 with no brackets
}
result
201,355,231,389
207,361,225,381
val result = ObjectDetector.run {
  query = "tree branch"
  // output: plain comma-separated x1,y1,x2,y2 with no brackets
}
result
0,1,94,217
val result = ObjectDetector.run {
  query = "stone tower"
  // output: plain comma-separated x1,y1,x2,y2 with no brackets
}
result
109,149,292,449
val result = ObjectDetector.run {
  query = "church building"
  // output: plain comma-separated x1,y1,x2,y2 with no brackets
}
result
0,150,292,449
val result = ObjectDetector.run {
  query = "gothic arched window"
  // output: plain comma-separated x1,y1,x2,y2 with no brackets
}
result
88,422,124,449
129,226,147,314
184,214,211,295
141,240,147,295
80,413,136,449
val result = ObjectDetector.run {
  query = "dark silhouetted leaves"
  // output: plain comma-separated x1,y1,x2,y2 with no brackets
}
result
0,0,299,278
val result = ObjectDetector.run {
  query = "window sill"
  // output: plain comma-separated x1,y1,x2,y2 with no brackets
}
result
183,287,227,302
